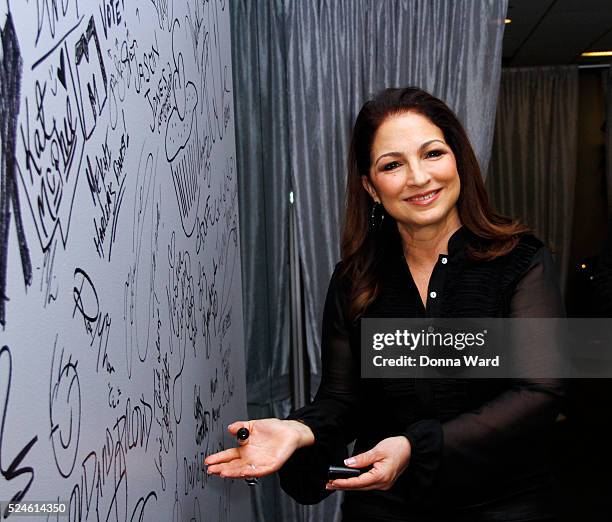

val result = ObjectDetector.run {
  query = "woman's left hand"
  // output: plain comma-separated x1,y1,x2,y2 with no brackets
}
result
326,436,411,491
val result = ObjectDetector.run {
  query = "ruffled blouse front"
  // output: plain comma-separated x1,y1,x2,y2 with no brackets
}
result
279,228,565,522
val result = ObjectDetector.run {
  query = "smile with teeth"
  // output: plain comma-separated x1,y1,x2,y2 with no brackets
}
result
407,189,441,202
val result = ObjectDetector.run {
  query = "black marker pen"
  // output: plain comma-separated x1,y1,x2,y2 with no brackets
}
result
236,427,258,486
237,427,250,444
328,465,361,480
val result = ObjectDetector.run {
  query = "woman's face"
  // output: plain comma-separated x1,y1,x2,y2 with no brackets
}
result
362,111,461,231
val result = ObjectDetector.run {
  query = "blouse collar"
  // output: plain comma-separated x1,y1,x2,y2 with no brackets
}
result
447,225,470,257
389,224,470,260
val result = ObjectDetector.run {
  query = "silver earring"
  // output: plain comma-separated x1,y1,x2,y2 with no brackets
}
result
369,201,385,232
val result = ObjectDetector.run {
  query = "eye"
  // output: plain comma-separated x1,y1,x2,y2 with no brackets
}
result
382,161,401,171
425,149,444,159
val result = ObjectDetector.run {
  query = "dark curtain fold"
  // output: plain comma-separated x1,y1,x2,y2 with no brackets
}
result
231,0,293,402
487,66,579,293
605,67,612,216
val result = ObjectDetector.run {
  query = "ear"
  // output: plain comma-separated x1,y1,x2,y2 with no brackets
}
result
361,176,379,203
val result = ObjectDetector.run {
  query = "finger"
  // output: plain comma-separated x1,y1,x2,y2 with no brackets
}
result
216,461,274,479
204,447,240,465
227,420,252,436
327,468,382,490
216,462,252,478
206,463,224,475
344,448,379,468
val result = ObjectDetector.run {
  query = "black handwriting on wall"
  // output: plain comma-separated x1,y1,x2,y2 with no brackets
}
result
150,0,172,31
49,337,81,478
99,0,124,39
74,15,108,139
166,18,204,238
18,14,108,256
124,148,157,379
0,13,32,327
72,267,114,374
34,0,80,45
0,346,38,518
84,119,128,261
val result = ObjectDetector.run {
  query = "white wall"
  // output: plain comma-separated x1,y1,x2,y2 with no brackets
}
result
0,0,249,520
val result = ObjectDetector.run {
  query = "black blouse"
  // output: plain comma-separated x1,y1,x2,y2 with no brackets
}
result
279,227,566,522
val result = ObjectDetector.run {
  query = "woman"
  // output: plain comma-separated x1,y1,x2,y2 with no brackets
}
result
205,87,565,521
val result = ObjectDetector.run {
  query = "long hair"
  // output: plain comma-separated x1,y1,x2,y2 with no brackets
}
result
340,87,529,321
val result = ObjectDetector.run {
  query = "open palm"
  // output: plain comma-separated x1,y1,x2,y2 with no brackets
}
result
204,418,304,478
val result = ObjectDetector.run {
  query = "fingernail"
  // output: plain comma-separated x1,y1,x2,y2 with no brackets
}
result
344,457,356,466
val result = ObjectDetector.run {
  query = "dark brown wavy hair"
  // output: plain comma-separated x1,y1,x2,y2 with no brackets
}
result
340,87,529,321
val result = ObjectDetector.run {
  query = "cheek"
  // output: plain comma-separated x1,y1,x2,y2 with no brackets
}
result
447,171,460,189
433,166,460,192
447,172,461,205
431,159,458,180
373,175,405,197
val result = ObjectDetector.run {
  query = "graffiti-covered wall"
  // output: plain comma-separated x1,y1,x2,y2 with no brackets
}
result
0,1,249,520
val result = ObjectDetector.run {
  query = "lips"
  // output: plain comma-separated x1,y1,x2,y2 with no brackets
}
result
405,188,442,205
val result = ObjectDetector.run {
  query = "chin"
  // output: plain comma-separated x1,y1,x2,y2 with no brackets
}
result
396,195,460,228
399,209,450,228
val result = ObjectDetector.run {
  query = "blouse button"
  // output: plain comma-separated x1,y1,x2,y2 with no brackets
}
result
430,291,437,299
441,257,448,265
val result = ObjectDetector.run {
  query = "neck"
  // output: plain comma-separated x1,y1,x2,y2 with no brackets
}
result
397,212,462,266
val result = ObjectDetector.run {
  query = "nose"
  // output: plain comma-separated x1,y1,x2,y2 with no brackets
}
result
404,160,432,188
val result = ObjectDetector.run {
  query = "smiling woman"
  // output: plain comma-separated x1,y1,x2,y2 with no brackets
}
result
205,87,566,522
361,112,462,307
341,88,531,318
363,113,461,231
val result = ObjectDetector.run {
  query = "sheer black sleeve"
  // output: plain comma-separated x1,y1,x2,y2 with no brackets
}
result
278,263,359,504
401,247,566,502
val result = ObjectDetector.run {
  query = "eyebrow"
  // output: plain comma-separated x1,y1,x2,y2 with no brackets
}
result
374,139,447,165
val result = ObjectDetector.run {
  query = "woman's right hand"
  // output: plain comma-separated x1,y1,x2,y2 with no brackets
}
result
204,418,315,478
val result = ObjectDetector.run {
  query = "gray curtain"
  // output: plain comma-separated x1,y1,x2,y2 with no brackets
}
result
487,66,579,292
231,1,508,521
286,1,508,384
230,2,302,521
